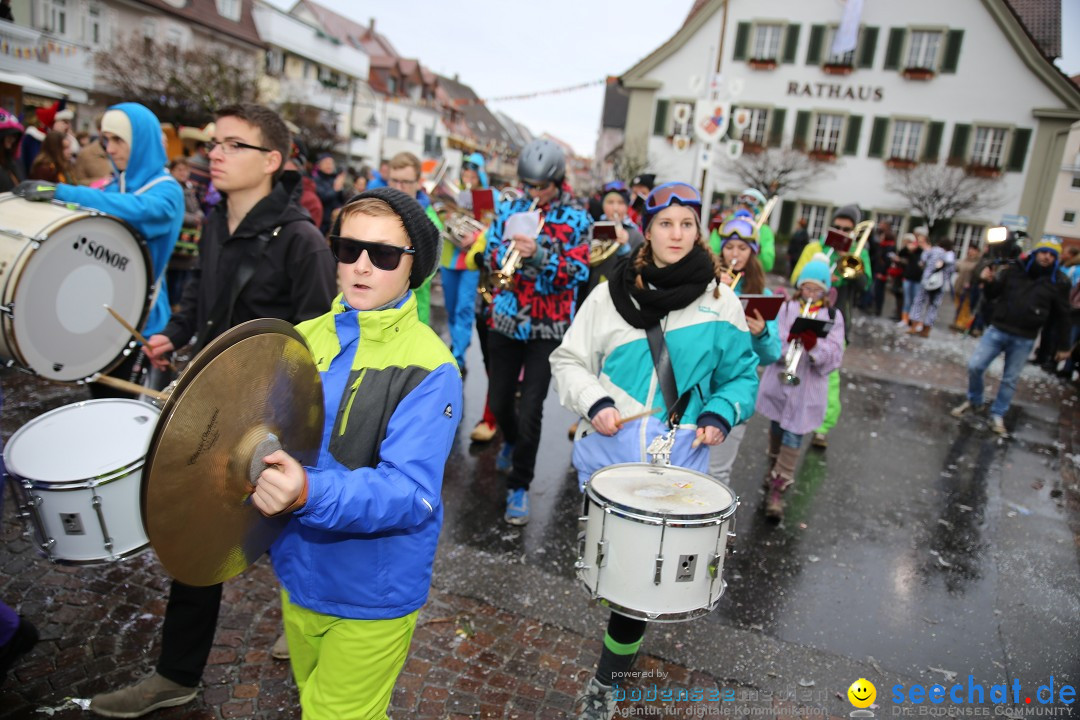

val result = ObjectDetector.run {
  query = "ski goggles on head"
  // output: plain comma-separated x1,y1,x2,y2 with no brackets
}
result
719,217,760,253
645,182,701,213
329,236,415,270
603,180,628,194
462,161,479,172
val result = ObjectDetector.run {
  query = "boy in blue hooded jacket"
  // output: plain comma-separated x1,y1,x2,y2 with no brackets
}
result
13,102,184,394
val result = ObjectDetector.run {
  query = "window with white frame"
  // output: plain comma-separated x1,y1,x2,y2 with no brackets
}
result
812,113,844,154
1071,176,1080,189
407,123,416,142
1065,211,1077,225
889,120,924,161
45,0,68,35
800,203,830,239
906,30,942,70
752,24,783,61
87,4,105,46
826,27,856,66
386,118,400,139
971,126,1008,168
740,107,770,146
876,212,905,236
952,222,985,255
216,0,241,22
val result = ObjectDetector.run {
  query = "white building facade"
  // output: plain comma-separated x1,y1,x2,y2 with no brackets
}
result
1043,120,1080,246
618,0,1080,251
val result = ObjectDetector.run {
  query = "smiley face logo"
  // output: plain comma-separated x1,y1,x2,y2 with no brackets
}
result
848,678,876,708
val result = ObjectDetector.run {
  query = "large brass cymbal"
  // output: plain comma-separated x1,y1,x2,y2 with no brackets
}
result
141,319,324,586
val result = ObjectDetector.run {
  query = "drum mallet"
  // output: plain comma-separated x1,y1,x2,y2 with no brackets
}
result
104,304,178,372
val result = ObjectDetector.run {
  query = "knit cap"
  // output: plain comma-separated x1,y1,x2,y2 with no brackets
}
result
797,252,833,290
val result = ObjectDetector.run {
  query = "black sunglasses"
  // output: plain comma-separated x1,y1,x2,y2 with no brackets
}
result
329,236,415,270
522,180,553,192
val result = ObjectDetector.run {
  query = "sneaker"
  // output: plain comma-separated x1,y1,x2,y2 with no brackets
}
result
575,676,616,720
0,616,39,684
469,420,497,443
950,400,982,418
271,632,289,660
504,488,530,525
495,443,514,474
810,432,828,449
90,672,198,718
990,415,1008,437
895,318,909,328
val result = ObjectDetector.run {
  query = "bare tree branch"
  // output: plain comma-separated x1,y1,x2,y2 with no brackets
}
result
96,33,259,127
885,165,1006,232
719,147,835,197
278,102,343,157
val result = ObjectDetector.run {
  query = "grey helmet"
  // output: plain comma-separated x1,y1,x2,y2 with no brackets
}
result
517,138,566,185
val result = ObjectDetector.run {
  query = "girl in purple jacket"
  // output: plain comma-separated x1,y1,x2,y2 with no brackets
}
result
755,254,846,520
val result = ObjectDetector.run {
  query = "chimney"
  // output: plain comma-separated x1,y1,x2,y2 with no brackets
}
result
454,73,459,82
369,17,376,33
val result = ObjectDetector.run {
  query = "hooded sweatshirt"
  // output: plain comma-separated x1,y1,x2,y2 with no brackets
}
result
54,103,184,337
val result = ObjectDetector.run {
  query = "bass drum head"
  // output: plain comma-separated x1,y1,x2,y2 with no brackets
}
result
4,399,159,486
588,463,735,521
13,214,151,381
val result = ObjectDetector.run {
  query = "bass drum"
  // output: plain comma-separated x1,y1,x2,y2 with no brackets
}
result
0,194,152,382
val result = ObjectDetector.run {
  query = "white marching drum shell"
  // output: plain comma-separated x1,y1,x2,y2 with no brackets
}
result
0,194,152,382
577,463,738,622
4,399,159,564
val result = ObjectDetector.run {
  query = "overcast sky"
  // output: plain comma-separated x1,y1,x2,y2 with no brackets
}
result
268,0,1079,158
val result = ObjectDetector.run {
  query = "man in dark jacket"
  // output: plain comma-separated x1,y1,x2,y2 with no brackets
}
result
89,103,335,718
312,152,345,234
951,238,1069,437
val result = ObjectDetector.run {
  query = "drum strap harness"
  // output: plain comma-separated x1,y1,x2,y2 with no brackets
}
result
644,322,692,429
198,224,285,352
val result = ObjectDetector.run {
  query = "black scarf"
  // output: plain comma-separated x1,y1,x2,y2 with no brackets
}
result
609,245,716,329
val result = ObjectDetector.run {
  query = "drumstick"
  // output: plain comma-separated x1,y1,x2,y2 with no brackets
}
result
614,406,663,428
93,374,169,402
104,304,177,372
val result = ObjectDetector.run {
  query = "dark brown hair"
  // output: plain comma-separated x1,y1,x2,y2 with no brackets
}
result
215,103,290,180
31,131,69,176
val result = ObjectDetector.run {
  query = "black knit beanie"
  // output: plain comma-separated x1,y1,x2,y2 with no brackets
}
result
335,187,440,289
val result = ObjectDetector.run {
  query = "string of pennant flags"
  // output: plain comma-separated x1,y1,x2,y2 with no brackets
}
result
0,39,80,59
380,77,614,110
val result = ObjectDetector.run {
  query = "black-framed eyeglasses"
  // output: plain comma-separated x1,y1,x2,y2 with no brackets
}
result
329,236,415,270
206,139,273,155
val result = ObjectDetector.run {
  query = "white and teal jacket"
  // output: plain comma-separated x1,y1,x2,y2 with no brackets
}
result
550,280,760,489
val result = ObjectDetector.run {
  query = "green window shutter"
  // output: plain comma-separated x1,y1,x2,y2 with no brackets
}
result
793,110,811,150
652,99,669,137
948,123,971,165
806,25,825,65
867,116,889,158
922,121,945,162
782,24,801,64
858,27,879,69
883,27,906,70
733,22,751,61
941,29,964,73
1006,128,1032,172
844,115,863,156
768,108,787,147
779,200,796,236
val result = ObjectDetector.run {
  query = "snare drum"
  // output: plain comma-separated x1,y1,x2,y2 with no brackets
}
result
577,463,738,622
0,194,152,382
4,399,159,564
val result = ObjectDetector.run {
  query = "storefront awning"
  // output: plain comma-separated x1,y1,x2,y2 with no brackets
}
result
0,71,89,103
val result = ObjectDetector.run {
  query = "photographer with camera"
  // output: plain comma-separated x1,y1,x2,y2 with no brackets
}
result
951,238,1070,436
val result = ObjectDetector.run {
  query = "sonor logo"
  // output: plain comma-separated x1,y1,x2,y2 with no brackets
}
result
72,237,130,271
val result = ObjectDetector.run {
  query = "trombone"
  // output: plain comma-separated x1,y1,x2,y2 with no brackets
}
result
837,220,875,282
754,196,779,233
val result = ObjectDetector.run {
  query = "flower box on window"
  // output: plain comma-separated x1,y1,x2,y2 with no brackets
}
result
822,63,853,76
966,163,1002,179
747,58,778,71
808,149,838,162
742,142,767,155
902,67,936,81
885,157,919,169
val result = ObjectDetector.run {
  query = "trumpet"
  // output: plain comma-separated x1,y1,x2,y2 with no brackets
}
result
754,195,779,233
500,186,526,203
718,261,743,288
489,198,541,291
837,220,875,282
779,302,812,386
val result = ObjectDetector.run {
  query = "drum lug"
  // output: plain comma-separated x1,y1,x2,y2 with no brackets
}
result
594,539,608,568
91,494,115,554
0,303,12,317
708,552,723,579
653,555,663,585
